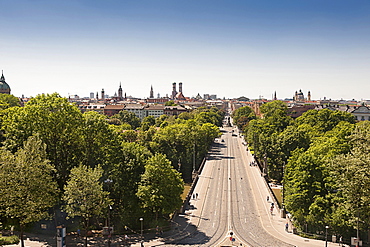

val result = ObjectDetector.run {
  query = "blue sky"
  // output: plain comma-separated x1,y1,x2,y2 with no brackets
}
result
1,0,370,100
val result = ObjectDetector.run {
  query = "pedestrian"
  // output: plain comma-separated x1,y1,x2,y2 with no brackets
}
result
339,236,343,246
270,206,273,214
141,241,144,247
285,222,288,232
192,193,195,199
196,193,198,199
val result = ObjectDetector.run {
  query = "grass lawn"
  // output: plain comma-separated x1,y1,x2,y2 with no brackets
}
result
182,183,191,201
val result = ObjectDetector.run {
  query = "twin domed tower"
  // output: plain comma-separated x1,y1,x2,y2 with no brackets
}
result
0,71,11,94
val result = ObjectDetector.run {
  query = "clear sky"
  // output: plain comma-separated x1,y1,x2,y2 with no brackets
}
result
1,0,370,100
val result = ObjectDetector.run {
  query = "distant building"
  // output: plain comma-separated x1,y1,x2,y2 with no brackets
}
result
287,105,315,118
125,104,146,119
351,105,370,121
101,88,105,101
146,104,164,118
0,71,11,94
294,90,305,101
104,105,125,117
78,104,105,114
164,105,187,116
145,98,169,104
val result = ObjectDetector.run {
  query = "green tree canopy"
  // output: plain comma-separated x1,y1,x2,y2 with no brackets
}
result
137,153,184,220
165,100,177,106
109,142,152,225
231,106,256,129
0,135,58,246
329,121,370,235
296,108,355,133
62,164,111,246
1,93,84,189
0,94,21,110
113,110,141,129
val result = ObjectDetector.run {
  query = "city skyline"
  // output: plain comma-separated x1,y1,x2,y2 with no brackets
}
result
1,1,370,100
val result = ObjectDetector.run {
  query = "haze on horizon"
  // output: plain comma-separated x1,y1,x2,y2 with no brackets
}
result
1,0,370,100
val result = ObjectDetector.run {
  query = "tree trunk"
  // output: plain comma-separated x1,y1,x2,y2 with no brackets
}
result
20,224,25,247
84,219,89,247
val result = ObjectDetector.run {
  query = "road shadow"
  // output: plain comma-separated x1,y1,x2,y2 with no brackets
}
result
161,213,212,246
207,155,235,161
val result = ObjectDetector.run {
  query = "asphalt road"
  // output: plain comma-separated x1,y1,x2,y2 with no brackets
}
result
162,126,292,247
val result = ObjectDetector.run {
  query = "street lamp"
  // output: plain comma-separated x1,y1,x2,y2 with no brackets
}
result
104,179,113,247
139,218,143,241
325,225,329,247
107,205,112,247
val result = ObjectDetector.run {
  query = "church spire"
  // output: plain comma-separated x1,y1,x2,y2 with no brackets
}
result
0,70,4,81
150,85,154,98
118,82,123,99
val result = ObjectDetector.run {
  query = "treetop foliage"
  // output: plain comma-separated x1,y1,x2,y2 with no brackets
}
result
244,100,369,237
0,93,224,231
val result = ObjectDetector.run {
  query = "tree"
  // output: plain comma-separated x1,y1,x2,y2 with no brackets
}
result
62,164,111,247
1,93,84,190
109,142,152,225
121,130,138,143
195,111,223,127
165,100,177,106
296,108,355,133
113,110,141,129
284,121,355,232
142,116,156,127
260,100,292,132
0,94,21,110
81,111,119,168
231,106,256,128
0,135,58,247
330,121,370,237
136,154,184,221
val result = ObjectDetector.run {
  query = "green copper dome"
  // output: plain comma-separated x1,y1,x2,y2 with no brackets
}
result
0,71,11,94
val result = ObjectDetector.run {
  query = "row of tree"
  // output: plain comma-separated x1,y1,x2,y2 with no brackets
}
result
238,101,370,241
0,93,223,246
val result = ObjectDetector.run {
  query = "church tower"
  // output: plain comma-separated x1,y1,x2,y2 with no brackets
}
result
150,85,154,98
179,82,183,93
118,82,123,99
0,71,11,94
172,82,177,99
307,91,311,101
101,88,105,101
